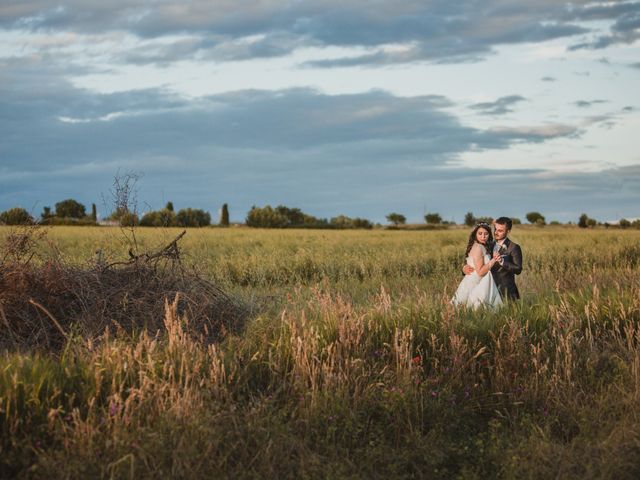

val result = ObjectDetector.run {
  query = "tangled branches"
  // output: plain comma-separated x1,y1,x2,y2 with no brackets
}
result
0,228,246,350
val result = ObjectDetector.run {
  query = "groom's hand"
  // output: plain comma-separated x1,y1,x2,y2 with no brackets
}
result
463,265,474,275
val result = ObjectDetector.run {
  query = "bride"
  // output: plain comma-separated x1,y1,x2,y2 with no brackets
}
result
451,222,503,309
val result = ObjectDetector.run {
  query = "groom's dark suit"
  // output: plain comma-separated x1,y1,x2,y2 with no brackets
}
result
491,237,523,300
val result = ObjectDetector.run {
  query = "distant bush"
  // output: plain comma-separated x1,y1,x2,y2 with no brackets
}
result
176,208,211,227
276,206,326,227
619,218,631,229
464,212,476,226
119,212,139,227
55,199,86,219
578,213,598,228
578,213,589,228
246,205,330,228
0,207,34,225
463,213,493,226
36,198,95,225
104,206,140,227
330,215,373,229
246,205,289,228
526,211,545,225
386,213,406,225
41,206,53,222
42,216,97,226
386,223,449,231
140,209,177,227
476,216,493,225
424,213,442,225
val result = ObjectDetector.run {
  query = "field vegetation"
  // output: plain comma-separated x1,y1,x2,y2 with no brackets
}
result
1,225,640,478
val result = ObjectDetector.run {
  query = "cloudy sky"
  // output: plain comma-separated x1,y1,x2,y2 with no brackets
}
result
1,1,639,223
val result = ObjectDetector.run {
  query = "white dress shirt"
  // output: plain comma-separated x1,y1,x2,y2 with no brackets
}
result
493,239,506,265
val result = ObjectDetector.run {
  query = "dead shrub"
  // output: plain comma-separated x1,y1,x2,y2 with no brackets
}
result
0,228,246,350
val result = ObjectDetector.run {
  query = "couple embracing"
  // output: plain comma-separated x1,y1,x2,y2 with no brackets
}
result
452,217,523,309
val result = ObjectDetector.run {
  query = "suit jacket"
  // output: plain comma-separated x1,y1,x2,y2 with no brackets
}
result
491,237,522,300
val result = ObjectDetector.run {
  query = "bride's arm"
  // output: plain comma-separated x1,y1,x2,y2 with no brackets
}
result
471,244,497,277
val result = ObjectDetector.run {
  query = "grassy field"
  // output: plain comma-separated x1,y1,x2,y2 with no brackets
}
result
1,225,640,478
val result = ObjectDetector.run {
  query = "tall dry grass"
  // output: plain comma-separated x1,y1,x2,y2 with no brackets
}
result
1,226,639,478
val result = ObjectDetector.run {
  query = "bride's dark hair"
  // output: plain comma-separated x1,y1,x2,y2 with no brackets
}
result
465,223,494,257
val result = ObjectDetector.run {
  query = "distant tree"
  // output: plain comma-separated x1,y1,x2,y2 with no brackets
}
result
464,212,476,227
351,217,373,229
330,215,373,229
276,206,305,226
107,207,127,222
619,218,631,229
55,199,86,219
119,212,139,227
0,207,33,225
140,209,177,227
550,220,561,226
386,213,406,225
176,208,211,227
91,203,97,222
424,213,442,224
41,206,53,221
526,211,545,225
245,205,327,228
159,209,177,226
165,201,174,212
246,205,288,228
587,218,597,227
511,218,521,225
476,216,493,225
578,213,590,228
279,205,326,227
220,203,230,226
140,211,159,227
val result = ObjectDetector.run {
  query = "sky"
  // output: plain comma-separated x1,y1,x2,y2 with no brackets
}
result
1,1,639,224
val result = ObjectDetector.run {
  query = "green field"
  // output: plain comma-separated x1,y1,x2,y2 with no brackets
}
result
1,226,640,478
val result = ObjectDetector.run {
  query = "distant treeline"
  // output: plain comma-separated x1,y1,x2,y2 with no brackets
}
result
1,200,638,229
246,205,373,229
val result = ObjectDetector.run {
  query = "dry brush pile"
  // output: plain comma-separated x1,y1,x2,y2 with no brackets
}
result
0,227,246,350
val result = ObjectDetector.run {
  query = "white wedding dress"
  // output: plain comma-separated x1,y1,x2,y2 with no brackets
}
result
452,244,503,309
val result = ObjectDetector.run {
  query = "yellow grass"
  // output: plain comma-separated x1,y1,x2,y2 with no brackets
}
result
1,225,640,478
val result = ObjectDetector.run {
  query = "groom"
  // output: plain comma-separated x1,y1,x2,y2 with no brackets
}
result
463,217,523,300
